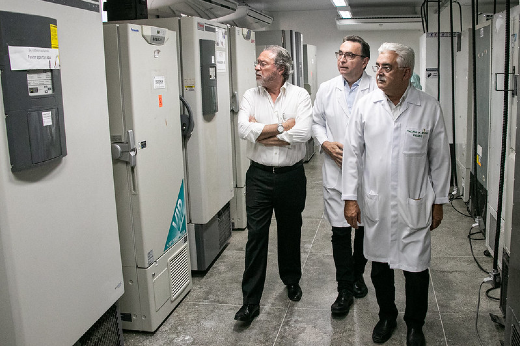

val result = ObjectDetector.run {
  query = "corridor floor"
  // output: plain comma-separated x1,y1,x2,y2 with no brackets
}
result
123,152,505,346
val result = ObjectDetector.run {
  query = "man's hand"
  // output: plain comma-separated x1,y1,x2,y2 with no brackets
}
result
322,141,343,167
430,204,443,230
344,200,361,229
249,115,257,123
283,118,296,131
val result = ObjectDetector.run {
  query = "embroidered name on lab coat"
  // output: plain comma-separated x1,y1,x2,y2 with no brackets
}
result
407,129,429,138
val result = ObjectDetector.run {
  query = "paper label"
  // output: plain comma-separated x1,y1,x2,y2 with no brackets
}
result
42,111,52,126
9,46,60,70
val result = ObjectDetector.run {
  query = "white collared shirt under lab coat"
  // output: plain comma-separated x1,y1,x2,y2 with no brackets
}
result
312,72,376,226
341,86,451,272
237,82,313,166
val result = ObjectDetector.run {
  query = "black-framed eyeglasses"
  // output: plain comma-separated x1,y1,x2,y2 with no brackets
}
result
372,64,407,73
335,51,366,61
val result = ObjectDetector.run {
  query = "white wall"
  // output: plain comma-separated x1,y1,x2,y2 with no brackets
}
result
263,9,423,85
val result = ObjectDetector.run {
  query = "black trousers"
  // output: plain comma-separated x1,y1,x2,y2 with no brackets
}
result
331,226,367,291
371,261,429,328
241,162,306,305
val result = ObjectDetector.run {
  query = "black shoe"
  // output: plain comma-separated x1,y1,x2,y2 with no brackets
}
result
353,276,368,298
372,318,397,343
287,284,302,301
407,327,426,346
234,304,260,322
331,289,354,315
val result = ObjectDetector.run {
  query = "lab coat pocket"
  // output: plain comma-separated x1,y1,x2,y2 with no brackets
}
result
404,127,429,154
364,191,379,223
406,197,431,230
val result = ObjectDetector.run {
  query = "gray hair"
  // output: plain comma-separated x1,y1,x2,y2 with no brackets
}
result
378,42,415,73
264,45,294,83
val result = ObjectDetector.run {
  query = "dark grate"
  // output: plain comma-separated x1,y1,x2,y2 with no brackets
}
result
218,203,232,249
75,304,123,346
512,322,519,346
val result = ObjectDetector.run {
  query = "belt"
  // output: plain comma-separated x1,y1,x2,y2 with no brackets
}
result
251,160,303,174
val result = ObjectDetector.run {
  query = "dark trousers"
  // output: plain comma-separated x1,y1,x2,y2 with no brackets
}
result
332,226,367,291
371,261,429,328
241,163,306,304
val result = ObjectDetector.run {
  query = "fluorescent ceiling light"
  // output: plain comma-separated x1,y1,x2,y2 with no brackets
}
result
339,10,352,18
332,0,347,7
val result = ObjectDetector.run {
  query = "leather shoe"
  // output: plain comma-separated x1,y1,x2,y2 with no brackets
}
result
331,289,353,315
234,304,260,322
287,284,302,301
407,326,426,346
353,276,368,298
372,318,397,343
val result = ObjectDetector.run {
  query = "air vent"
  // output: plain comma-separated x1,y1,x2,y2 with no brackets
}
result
168,243,191,301
336,15,422,31
74,305,123,346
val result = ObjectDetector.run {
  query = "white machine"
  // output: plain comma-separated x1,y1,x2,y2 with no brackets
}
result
420,32,459,145
229,26,256,230
485,7,520,261
303,44,318,102
454,28,474,202
0,3,124,346
103,23,192,332
178,17,234,270
133,17,234,271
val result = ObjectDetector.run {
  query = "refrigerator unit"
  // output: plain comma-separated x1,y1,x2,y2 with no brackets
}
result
229,26,256,230
140,17,234,271
103,23,192,332
0,5,124,346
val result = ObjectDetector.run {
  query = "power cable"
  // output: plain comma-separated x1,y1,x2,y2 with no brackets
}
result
468,224,490,274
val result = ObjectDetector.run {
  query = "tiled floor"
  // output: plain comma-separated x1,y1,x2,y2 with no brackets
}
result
123,152,505,346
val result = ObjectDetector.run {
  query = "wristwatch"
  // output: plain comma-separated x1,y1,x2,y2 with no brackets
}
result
277,122,284,134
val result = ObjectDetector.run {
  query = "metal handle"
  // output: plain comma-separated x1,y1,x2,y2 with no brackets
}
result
231,91,239,112
111,130,137,167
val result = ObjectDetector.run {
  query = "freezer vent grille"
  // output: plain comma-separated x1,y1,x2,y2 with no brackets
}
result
513,322,520,346
74,304,123,346
218,203,232,249
169,243,191,301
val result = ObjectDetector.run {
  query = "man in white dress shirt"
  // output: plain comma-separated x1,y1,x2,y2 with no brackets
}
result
312,35,376,316
234,45,313,323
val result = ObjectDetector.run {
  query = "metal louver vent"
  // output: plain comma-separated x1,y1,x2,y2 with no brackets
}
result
74,304,123,346
218,203,231,248
513,322,520,346
169,243,191,301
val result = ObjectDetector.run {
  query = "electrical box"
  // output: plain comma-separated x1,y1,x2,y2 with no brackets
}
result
200,38,218,116
0,11,67,172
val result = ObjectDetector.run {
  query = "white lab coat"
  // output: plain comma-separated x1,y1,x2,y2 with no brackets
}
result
312,72,376,226
341,86,450,272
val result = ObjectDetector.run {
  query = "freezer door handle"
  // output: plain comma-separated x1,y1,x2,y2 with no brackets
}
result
231,91,239,112
111,130,137,167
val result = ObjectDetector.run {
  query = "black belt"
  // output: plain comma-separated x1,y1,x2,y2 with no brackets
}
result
251,160,303,174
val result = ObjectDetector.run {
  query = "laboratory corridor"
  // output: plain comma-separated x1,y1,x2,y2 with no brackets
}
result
123,152,504,346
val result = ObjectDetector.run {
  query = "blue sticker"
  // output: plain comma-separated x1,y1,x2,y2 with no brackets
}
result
164,180,187,251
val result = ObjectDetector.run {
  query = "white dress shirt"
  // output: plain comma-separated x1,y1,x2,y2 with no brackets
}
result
238,82,313,167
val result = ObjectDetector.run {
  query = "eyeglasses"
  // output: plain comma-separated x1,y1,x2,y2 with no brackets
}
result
254,61,270,68
335,51,366,61
372,65,407,73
